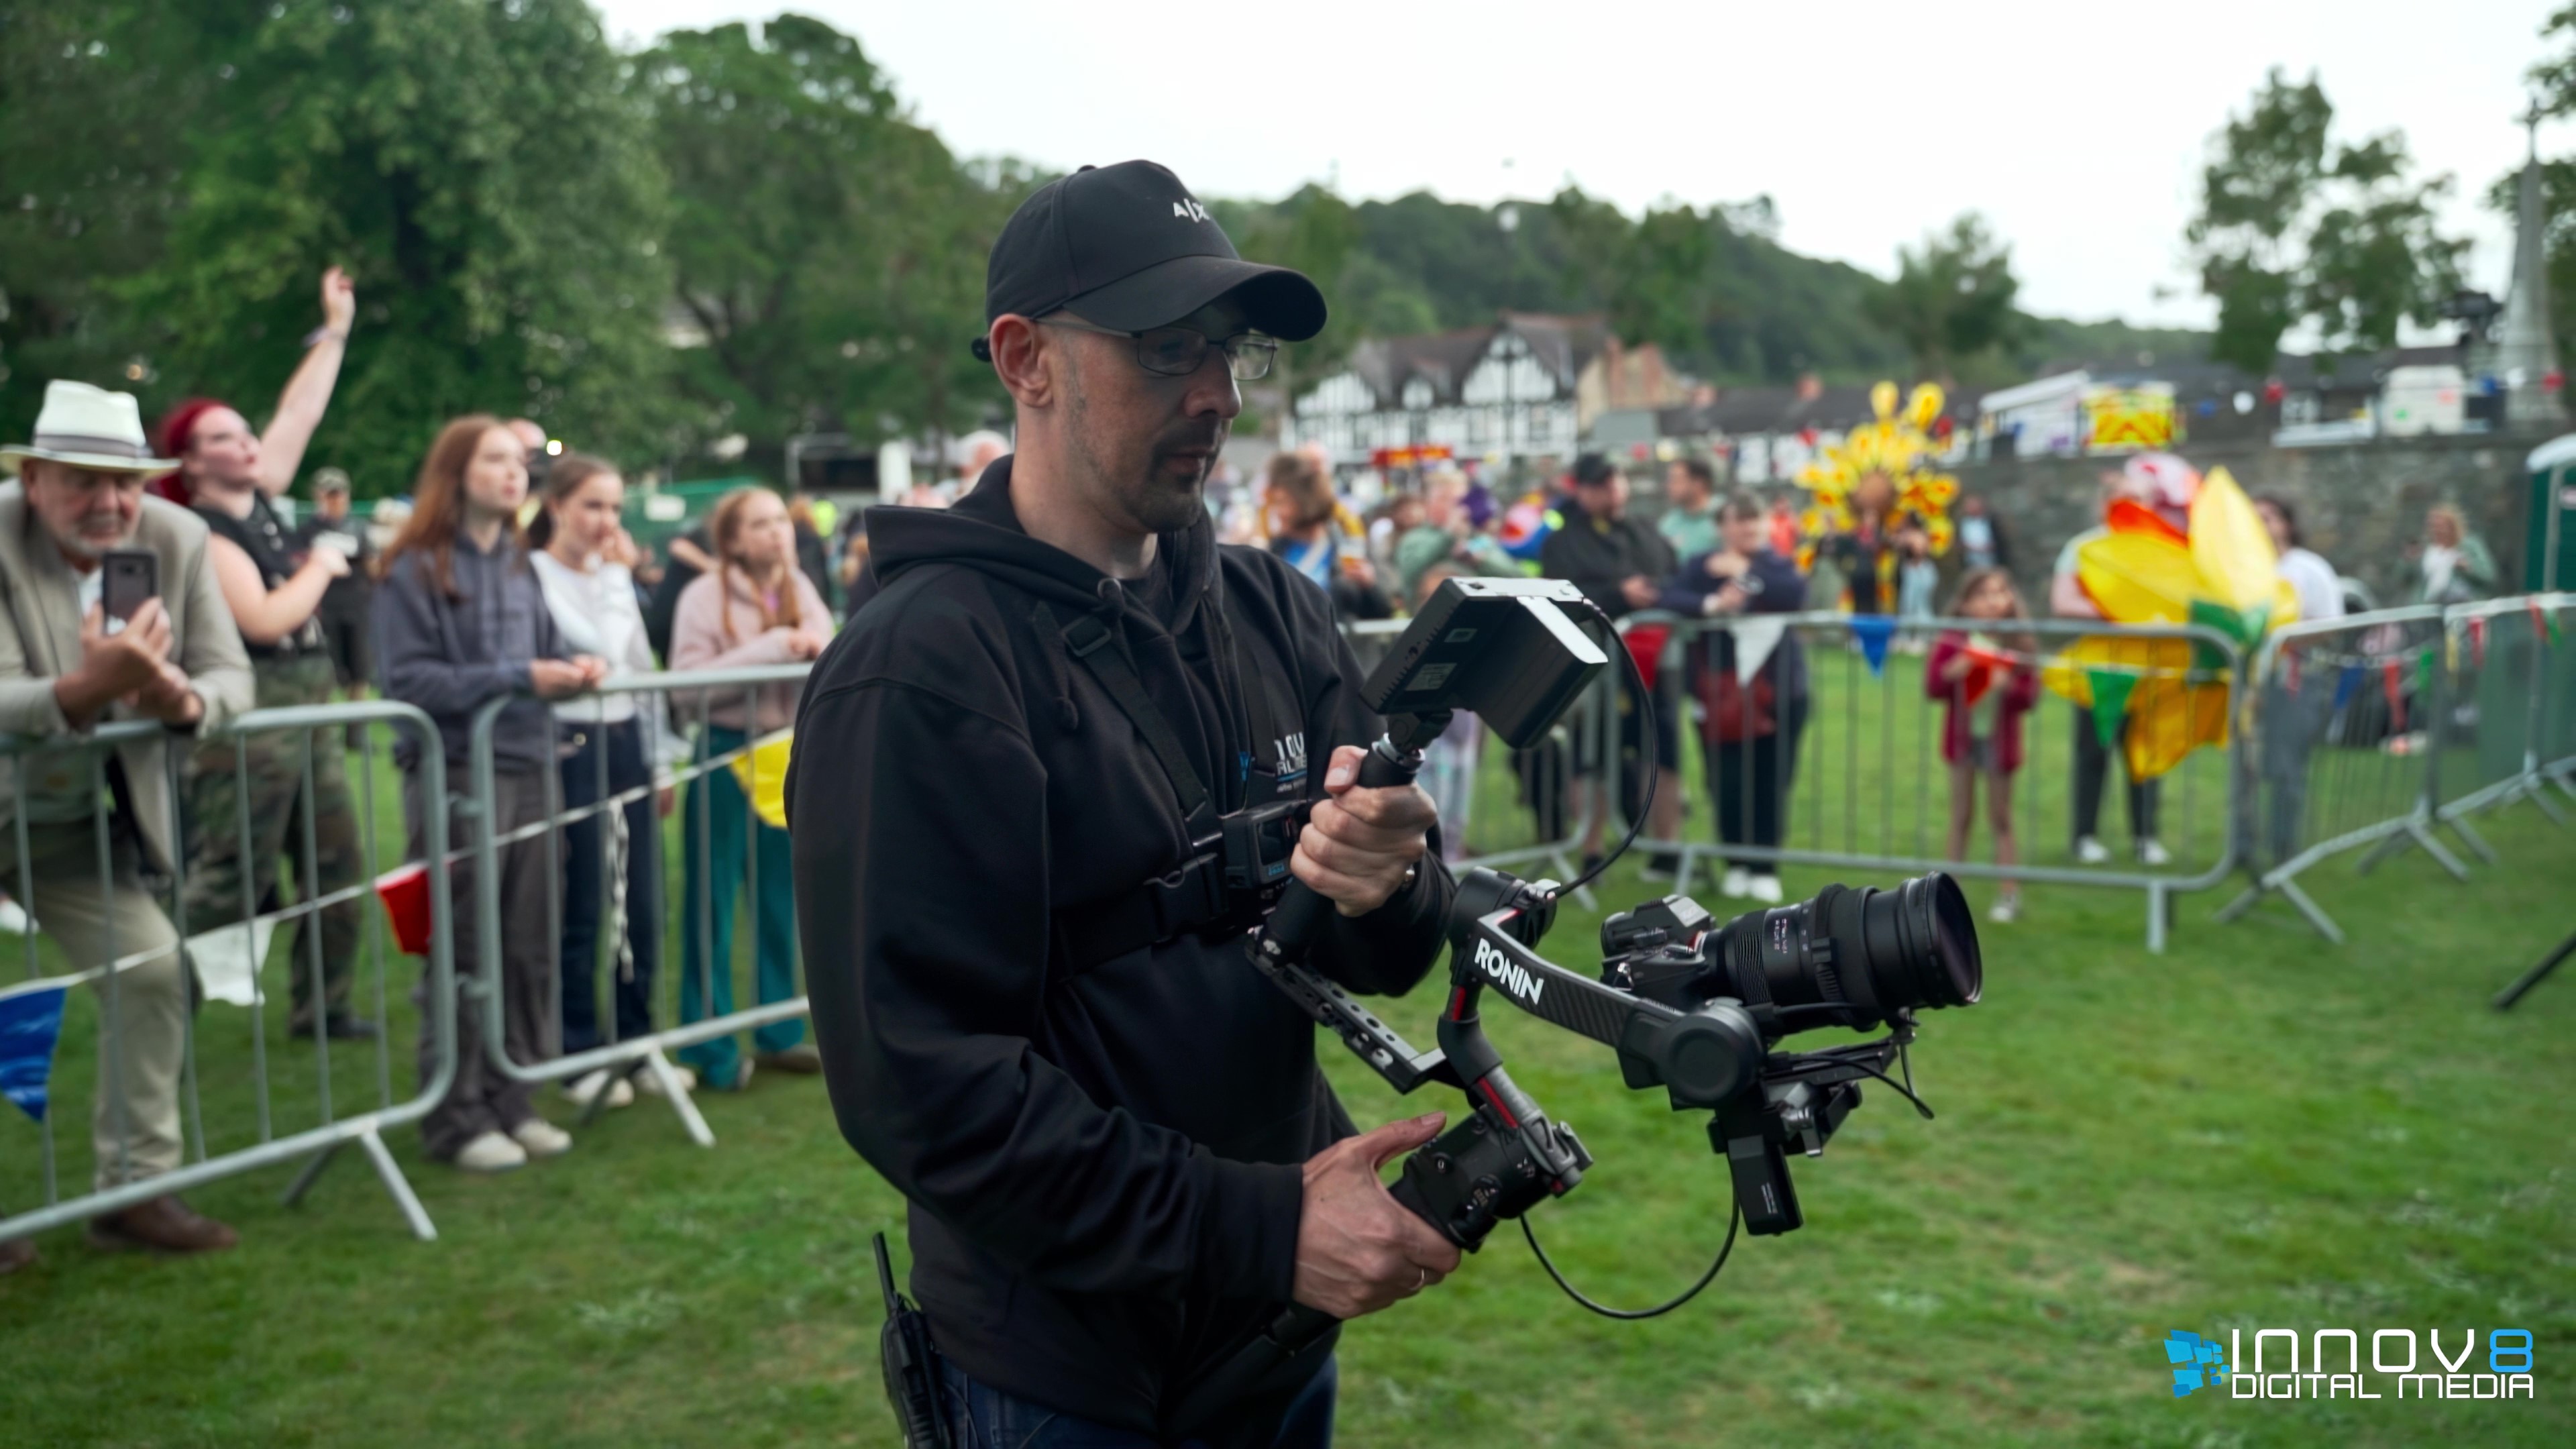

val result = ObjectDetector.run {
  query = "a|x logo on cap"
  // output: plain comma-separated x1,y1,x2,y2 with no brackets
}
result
1172,199,1210,223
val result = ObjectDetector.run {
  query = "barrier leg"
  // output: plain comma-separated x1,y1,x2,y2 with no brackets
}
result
2440,812,2499,867
358,1125,437,1242
280,1140,342,1208
2401,818,2470,881
2273,878,2345,945
2494,929,2576,1011
2145,883,2167,955
643,1047,716,1148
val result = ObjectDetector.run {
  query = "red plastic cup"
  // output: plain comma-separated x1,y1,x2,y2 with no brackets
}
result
374,862,433,957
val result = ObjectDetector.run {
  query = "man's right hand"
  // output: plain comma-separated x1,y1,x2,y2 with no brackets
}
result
305,545,352,580
1619,575,1660,610
529,658,594,700
56,601,173,727
1291,1112,1462,1320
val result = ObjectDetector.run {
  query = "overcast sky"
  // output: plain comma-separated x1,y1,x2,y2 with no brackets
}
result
595,0,2569,332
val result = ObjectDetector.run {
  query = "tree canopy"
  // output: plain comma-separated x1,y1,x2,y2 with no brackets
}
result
2187,67,2467,374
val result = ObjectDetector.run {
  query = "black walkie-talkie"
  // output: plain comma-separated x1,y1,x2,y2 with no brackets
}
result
875,1233,953,1448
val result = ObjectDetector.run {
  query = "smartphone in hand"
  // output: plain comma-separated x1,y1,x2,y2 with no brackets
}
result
101,549,158,635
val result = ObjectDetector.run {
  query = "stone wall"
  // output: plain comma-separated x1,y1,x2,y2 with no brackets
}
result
1953,431,2550,609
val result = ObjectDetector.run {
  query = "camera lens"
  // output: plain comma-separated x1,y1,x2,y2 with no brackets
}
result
1710,872,1980,1032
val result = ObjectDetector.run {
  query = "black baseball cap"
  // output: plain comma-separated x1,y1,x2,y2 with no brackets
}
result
971,160,1327,360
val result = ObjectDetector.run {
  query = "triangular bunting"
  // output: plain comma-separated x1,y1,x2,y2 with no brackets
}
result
1734,616,1786,684
2086,669,2137,749
185,917,278,1008
2469,616,2487,665
1848,615,1896,676
2332,664,2363,714
2382,659,2406,733
0,981,70,1124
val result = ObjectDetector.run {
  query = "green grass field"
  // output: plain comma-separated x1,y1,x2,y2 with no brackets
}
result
3,685,2572,1447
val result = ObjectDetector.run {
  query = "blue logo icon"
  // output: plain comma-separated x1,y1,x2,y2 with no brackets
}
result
2165,1330,2231,1397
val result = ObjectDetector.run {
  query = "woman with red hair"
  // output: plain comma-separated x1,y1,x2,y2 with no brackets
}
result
151,266,357,504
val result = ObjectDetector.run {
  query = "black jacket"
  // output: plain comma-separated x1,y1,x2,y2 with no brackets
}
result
1657,547,1812,701
1540,494,1675,620
788,457,1454,1435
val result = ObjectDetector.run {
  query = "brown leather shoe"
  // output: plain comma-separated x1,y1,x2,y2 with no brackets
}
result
87,1195,239,1254
753,1044,823,1075
0,1236,36,1275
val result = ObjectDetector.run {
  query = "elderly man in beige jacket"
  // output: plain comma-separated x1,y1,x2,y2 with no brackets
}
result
1,380,254,1268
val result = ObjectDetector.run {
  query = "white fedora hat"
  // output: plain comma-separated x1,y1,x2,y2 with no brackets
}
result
0,380,179,475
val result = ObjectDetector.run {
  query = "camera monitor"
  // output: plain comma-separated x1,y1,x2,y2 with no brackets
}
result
1360,577,1609,748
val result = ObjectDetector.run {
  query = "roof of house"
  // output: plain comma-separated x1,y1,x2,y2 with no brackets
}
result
1344,327,1497,409
1497,311,1610,389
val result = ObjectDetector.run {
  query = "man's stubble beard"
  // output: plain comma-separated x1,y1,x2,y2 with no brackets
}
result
1065,347,1220,537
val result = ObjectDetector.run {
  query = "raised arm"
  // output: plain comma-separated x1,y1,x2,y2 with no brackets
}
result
253,268,357,497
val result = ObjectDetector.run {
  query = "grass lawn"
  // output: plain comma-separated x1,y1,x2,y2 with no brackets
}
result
3,690,2572,1447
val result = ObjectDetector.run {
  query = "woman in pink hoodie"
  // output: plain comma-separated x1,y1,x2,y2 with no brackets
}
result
668,486,830,1089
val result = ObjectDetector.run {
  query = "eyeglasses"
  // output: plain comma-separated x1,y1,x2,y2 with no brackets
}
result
1038,315,1279,382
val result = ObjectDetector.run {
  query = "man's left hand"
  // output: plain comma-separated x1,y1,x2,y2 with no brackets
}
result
1292,745,1436,917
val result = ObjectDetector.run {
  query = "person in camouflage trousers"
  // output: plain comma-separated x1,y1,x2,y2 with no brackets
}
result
182,647,372,1036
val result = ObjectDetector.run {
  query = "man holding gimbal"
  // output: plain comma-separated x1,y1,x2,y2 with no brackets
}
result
791,161,1462,1445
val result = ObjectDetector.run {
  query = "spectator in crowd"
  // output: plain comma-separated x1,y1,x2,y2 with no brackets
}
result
1658,455,1721,561
955,429,1010,504
669,486,830,1091
2412,502,2497,606
1265,450,1391,619
178,370,373,1042
377,414,603,1172
1657,495,1807,902
1928,570,2042,924
2245,496,2343,869
1825,471,1898,614
645,523,712,660
0,380,254,1260
1411,564,1484,863
1894,523,1940,635
1366,490,1425,580
788,492,837,615
1766,493,1802,561
528,454,692,1109
290,468,376,706
1395,466,1519,602
148,267,356,508
1544,453,1680,868
1956,492,2010,573
2051,472,2167,866
508,417,552,493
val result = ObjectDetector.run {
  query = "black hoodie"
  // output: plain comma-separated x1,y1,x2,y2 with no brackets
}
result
788,457,1454,1435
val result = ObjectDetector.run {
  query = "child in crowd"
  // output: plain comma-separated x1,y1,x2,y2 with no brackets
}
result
1926,568,2041,923
376,415,604,1171
1893,524,1939,648
669,486,830,1091
527,454,693,1108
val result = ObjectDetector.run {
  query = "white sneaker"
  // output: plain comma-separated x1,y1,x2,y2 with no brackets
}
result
452,1130,528,1173
1748,873,1784,904
1988,894,2021,924
1721,867,1752,898
2138,839,2172,867
2074,835,2111,865
510,1118,573,1158
635,1063,698,1097
561,1070,635,1110
0,898,30,935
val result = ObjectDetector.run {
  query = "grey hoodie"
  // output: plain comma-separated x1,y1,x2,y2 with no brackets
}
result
373,530,567,773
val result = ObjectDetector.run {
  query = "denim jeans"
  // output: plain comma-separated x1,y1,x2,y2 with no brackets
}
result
559,719,661,1051
937,1357,1336,1449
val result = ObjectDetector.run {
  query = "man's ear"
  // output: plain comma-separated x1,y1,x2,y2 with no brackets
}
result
989,316,1053,409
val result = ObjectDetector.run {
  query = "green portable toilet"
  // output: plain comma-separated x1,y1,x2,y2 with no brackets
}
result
2526,433,2576,590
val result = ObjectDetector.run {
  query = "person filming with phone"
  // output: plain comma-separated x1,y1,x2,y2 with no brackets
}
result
791,160,1459,1446
0,381,254,1266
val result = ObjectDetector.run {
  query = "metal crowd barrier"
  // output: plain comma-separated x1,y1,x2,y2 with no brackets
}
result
2217,593,2576,943
1595,612,2244,952
2,700,455,1244
464,664,815,1147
